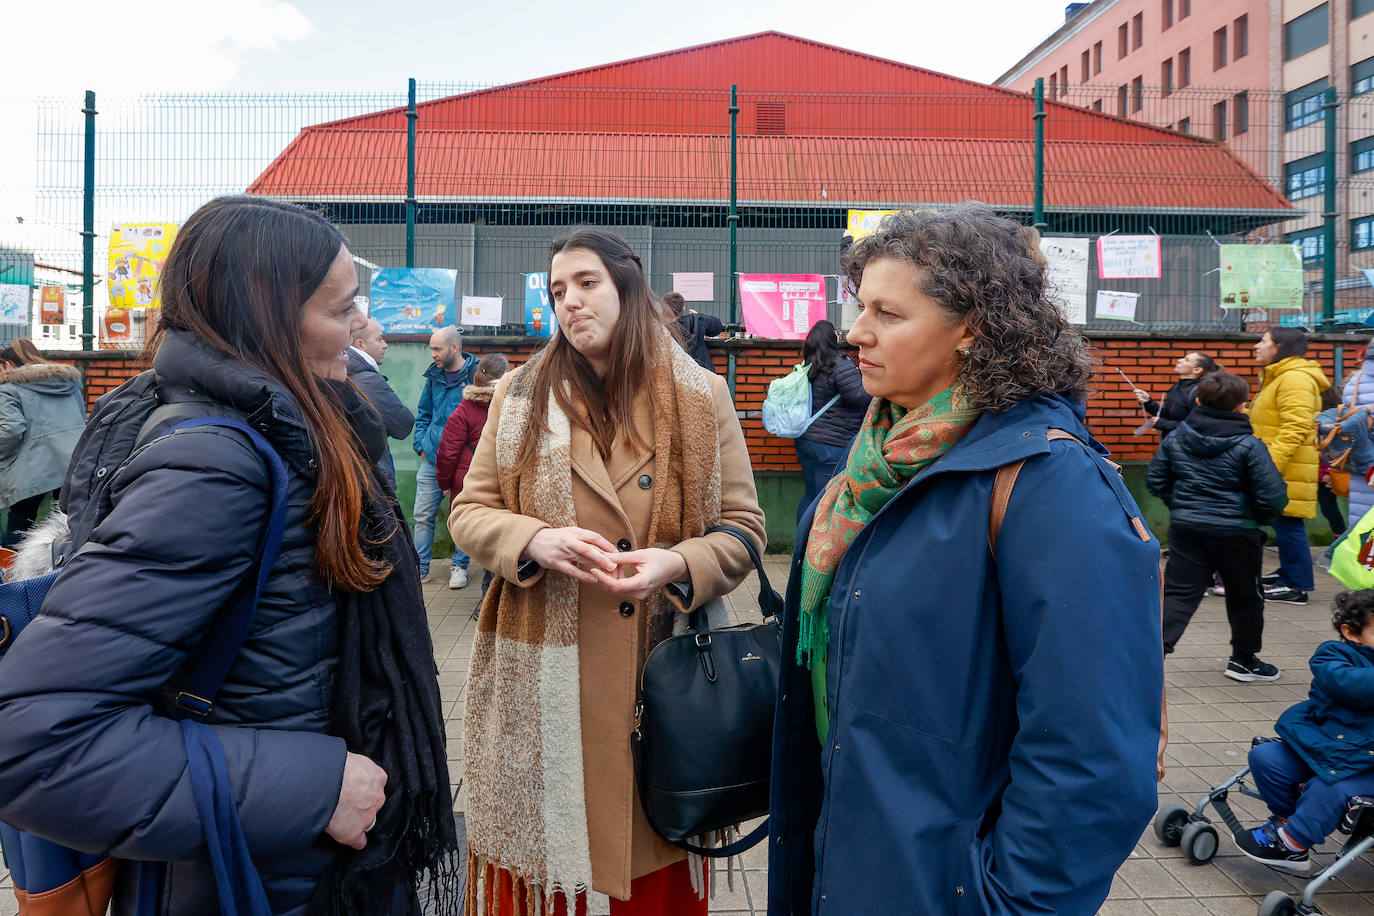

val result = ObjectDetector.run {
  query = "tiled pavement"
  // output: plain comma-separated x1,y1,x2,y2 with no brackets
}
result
5,547,1374,914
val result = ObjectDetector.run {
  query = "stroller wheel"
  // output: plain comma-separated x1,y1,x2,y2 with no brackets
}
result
1154,805,1191,847
1257,890,1299,916
1179,821,1219,865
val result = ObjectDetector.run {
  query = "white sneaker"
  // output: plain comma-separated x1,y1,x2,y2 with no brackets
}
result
448,566,468,590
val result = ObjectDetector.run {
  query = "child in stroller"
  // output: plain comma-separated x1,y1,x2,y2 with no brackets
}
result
1233,589,1374,873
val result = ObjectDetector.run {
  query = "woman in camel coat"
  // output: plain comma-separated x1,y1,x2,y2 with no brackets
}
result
450,228,765,915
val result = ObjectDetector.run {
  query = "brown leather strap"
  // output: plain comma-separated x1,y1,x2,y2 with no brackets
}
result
988,459,1025,562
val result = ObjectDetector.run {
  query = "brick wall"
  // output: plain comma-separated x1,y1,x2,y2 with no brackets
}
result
57,331,1368,469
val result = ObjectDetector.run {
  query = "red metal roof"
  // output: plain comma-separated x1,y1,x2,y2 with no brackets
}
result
246,32,1291,215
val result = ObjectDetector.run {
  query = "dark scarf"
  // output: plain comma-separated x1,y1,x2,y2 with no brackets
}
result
308,381,461,916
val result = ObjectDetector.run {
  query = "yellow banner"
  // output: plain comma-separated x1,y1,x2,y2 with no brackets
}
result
846,209,900,241
108,223,178,309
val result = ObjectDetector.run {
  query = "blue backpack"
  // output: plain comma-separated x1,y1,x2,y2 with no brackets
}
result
0,416,286,916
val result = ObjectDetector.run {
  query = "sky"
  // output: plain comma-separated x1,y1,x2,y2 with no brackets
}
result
1,0,1072,94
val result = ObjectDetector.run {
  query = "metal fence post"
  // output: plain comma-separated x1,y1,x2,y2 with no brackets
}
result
81,90,97,351
406,78,417,269
1033,78,1046,232
1322,86,1338,328
727,84,740,398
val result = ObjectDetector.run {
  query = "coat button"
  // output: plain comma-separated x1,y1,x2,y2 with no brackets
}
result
638,474,652,489
955,886,965,896
1338,734,1345,740
853,588,861,598
620,602,635,617
96,466,108,478
617,539,632,551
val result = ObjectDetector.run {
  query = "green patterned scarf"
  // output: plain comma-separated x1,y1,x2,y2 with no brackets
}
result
797,386,981,739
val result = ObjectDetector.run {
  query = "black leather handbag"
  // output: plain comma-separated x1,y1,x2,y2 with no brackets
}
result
631,525,784,857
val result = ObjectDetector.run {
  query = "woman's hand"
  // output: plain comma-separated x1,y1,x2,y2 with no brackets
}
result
593,548,688,601
1132,388,1150,403
326,752,388,850
522,527,619,584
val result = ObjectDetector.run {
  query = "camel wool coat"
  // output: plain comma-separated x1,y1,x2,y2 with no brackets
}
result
449,368,766,900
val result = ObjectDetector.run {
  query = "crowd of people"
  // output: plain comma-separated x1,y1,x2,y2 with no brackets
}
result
0,193,1370,914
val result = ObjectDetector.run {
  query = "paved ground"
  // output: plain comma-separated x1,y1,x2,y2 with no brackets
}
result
5,546,1374,914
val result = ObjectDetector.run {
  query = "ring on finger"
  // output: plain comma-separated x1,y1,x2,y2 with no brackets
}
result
366,815,378,833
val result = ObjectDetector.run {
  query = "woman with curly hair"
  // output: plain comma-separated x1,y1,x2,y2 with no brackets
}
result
768,203,1164,914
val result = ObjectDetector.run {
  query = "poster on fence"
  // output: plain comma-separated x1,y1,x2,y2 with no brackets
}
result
1095,289,1140,322
847,210,900,241
461,295,503,327
837,276,861,330
102,307,132,342
108,223,178,310
39,286,65,325
671,272,714,302
524,272,554,338
738,274,826,339
1219,244,1304,310
0,285,29,323
369,268,456,334
1038,237,1089,325
1097,235,1162,279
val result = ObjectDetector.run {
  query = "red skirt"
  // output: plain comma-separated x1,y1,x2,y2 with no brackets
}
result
477,859,707,916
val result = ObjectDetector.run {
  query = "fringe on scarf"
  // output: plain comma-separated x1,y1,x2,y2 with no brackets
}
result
466,850,589,916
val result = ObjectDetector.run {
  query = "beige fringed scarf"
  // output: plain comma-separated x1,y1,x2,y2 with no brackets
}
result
464,326,721,915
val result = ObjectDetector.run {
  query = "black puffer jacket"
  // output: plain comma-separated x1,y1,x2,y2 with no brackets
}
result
1143,377,1200,437
0,330,351,916
1146,404,1289,530
801,356,871,448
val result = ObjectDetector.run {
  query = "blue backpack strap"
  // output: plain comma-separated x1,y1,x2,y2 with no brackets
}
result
155,417,289,718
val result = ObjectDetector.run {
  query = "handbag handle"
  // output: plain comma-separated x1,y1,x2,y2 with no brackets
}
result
691,525,783,633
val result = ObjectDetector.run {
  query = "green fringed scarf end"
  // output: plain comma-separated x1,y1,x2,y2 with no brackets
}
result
795,594,830,670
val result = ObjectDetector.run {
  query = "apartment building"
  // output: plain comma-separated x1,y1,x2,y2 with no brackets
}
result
998,0,1374,304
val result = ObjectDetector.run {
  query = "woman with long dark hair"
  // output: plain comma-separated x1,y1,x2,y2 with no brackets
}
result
451,229,765,913
0,337,87,545
1249,326,1330,605
0,195,459,915
793,320,869,522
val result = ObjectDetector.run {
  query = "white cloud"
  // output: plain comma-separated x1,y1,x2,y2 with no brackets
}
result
1,0,312,93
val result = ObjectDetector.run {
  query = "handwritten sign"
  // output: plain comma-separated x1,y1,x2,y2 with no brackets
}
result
1095,289,1140,322
671,272,714,302
1097,235,1162,279
1039,237,1089,325
738,274,826,339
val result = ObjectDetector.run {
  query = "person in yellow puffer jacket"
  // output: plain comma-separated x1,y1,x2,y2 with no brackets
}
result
1248,327,1330,606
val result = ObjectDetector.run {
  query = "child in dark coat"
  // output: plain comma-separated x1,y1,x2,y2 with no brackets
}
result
1235,589,1374,872
435,353,508,592
1147,370,1289,680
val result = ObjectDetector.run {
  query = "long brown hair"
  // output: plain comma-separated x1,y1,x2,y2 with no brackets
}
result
513,229,662,472
150,195,386,590
0,339,45,367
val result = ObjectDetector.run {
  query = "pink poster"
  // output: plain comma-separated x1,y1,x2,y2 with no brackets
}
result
737,274,827,339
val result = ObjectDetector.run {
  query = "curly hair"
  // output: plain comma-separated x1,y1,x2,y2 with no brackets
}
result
841,203,1095,412
1333,590,1374,637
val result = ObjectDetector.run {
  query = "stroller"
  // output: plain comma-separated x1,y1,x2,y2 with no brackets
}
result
1155,738,1374,916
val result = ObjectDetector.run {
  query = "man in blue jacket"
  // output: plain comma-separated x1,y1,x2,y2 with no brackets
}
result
413,326,479,582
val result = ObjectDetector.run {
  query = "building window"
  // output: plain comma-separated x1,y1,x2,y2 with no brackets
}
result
1179,48,1191,86
1285,4,1329,61
1288,228,1325,263
1093,98,1103,111
1354,58,1374,96
1356,0,1374,19
1354,217,1374,251
1214,27,1228,69
1214,101,1228,141
1132,12,1143,49
1049,73,1057,97
1286,78,1330,130
1081,49,1091,82
1161,58,1173,95
1234,91,1249,135
1286,154,1326,200
1132,76,1144,112
1094,41,1103,74
1180,0,1190,18
1234,14,1249,58
1060,65,1068,96
1162,0,1173,29
1178,116,1190,134
1119,23,1129,58
1118,84,1128,116
1352,136,1374,173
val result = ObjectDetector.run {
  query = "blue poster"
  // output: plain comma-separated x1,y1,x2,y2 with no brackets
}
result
369,268,457,334
524,272,554,338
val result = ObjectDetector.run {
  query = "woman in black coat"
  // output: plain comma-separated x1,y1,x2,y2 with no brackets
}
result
1133,351,1218,437
0,197,459,915
794,320,870,522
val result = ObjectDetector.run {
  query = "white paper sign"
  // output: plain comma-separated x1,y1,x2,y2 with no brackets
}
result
0,285,29,323
1097,235,1162,279
837,276,860,329
1039,237,1089,325
672,272,715,302
460,295,503,327
1095,289,1140,322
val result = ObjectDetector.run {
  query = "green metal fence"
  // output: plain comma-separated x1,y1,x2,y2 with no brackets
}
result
7,77,1374,349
